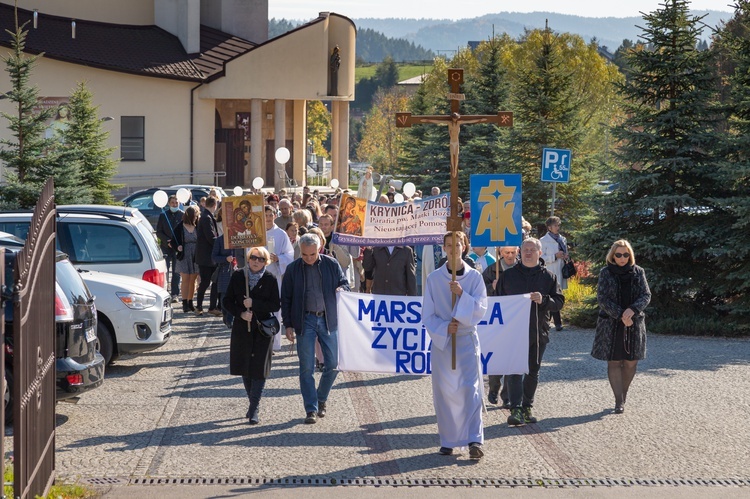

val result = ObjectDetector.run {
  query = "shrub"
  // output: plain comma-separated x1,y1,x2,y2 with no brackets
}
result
563,276,598,328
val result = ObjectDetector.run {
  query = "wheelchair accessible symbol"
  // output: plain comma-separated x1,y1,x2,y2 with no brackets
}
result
541,148,571,183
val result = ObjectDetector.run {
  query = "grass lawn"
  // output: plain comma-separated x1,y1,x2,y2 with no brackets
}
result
355,63,432,83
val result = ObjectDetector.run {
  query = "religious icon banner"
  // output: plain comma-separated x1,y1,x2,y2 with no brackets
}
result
469,174,523,248
332,193,450,247
221,194,267,249
337,292,531,375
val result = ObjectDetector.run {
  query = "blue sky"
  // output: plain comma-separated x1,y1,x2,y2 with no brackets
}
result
269,1,731,21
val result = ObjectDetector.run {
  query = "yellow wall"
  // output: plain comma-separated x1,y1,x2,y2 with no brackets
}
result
200,14,355,101
0,53,216,188
10,0,154,25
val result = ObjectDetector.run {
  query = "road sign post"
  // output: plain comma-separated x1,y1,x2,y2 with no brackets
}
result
541,148,572,216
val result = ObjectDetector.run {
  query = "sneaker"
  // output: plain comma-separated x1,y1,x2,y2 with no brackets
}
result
208,309,222,317
507,408,525,426
438,447,453,455
522,406,538,424
304,412,317,424
195,307,204,316
469,442,484,460
487,391,498,405
317,401,327,418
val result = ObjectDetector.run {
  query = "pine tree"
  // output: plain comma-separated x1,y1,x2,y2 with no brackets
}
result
0,17,89,207
582,0,726,324
59,82,120,204
461,37,511,186
502,26,584,230
712,0,750,325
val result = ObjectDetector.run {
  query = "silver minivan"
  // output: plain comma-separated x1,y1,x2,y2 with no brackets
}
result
0,206,168,289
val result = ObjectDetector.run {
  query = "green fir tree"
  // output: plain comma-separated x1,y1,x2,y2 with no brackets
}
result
60,82,120,204
582,0,727,326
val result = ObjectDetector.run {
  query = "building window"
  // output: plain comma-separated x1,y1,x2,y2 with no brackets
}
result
121,116,144,160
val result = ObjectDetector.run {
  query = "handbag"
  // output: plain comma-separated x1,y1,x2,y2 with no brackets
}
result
562,258,577,279
175,248,184,261
256,315,280,338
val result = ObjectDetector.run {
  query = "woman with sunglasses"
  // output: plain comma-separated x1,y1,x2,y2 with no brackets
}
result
223,246,280,425
591,239,651,414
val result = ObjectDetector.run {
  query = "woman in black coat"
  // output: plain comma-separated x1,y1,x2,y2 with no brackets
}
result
591,239,651,414
223,246,280,424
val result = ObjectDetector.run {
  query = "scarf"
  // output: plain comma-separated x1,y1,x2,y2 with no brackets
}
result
607,263,634,308
246,267,265,291
548,231,567,254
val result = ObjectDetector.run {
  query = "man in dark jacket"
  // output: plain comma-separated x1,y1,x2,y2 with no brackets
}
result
363,246,417,296
195,196,219,315
156,195,184,300
281,233,349,425
497,237,564,427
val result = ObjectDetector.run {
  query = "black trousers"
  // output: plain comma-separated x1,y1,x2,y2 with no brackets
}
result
506,341,547,408
196,264,217,310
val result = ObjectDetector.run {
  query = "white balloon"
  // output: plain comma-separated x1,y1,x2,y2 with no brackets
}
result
403,182,416,198
176,188,190,204
275,147,290,164
153,190,168,208
233,186,243,196
393,193,404,204
330,178,340,189
252,177,264,190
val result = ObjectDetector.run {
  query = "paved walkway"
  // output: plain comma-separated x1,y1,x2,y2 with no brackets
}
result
7,311,750,496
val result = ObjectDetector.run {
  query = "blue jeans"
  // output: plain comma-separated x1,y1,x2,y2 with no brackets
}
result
296,314,339,414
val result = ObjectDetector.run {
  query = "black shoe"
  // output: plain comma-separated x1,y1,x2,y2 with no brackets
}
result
469,442,484,460
522,406,538,424
317,401,327,418
487,391,498,405
438,447,453,455
182,300,189,313
188,301,196,312
556,325,563,331
507,407,525,426
614,404,625,414
304,412,317,424
249,415,259,425
501,401,512,410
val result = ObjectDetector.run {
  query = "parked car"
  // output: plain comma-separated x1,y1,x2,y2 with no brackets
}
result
0,206,167,289
121,187,211,227
169,184,228,199
81,270,172,365
2,244,105,423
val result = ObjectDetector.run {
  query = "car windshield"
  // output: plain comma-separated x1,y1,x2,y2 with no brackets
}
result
135,219,164,261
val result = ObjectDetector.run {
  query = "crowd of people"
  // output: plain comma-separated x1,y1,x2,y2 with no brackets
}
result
155,184,651,460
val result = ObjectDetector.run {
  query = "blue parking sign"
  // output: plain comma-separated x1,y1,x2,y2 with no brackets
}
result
470,174,523,247
541,148,571,183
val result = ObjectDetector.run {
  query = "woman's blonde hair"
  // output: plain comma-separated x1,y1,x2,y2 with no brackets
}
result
247,246,271,265
606,239,635,266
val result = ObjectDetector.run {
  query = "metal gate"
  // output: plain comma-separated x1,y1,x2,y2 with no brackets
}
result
13,178,56,499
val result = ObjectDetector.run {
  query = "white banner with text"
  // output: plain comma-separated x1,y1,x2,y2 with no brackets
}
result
337,292,531,375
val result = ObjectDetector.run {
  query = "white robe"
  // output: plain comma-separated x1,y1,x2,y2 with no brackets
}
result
266,225,294,350
422,261,488,449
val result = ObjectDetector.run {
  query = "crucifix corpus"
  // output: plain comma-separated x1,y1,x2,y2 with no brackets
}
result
396,68,513,369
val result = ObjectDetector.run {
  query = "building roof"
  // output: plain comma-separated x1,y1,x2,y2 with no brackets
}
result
0,3,256,82
398,74,427,86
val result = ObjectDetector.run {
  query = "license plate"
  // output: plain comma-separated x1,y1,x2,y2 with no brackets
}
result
85,326,97,343
164,306,172,323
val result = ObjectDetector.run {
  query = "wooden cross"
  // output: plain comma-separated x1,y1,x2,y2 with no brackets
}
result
396,68,513,369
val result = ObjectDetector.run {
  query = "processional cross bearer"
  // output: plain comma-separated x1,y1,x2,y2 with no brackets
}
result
396,68,513,369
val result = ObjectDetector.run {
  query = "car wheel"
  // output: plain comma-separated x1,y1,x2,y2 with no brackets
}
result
97,322,115,365
4,367,13,425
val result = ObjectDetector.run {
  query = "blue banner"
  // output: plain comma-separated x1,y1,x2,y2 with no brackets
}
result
469,174,523,247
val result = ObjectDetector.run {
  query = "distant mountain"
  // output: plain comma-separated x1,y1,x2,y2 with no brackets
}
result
354,10,732,54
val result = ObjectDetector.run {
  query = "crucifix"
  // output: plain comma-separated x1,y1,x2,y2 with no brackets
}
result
396,68,513,369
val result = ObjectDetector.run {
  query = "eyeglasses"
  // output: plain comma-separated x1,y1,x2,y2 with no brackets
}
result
614,252,630,259
248,255,265,262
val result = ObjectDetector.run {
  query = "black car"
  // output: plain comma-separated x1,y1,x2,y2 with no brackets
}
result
121,187,211,227
2,245,105,423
